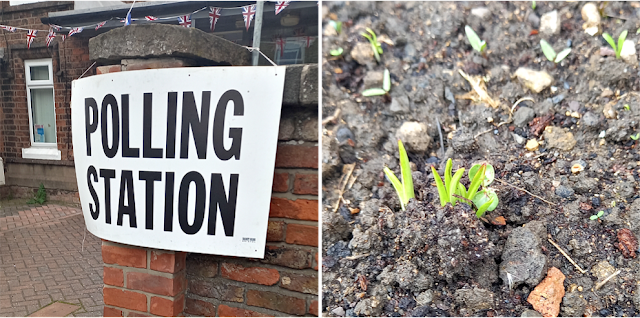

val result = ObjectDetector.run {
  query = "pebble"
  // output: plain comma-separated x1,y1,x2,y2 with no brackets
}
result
581,3,601,36
556,185,575,198
336,126,355,143
540,10,560,35
551,94,565,104
514,107,536,127
525,139,540,151
512,133,525,144
521,309,543,317
527,13,540,28
515,68,554,93
620,39,638,66
332,307,346,316
396,122,432,153
592,197,601,207
527,267,566,317
351,42,374,65
543,126,577,151
591,260,616,281
416,290,433,306
471,7,491,20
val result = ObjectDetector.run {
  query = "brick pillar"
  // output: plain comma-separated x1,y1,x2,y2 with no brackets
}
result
96,58,191,317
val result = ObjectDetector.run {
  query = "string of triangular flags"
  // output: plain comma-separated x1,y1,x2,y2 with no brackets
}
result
0,1,316,50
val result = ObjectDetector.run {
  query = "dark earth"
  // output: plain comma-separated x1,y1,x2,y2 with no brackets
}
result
321,1,640,317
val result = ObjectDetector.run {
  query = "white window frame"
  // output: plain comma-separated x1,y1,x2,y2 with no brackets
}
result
23,58,61,160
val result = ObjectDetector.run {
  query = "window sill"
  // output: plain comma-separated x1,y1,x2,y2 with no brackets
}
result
22,146,61,160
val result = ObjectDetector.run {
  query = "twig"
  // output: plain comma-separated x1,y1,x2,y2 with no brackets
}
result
547,236,587,274
436,117,445,155
333,163,356,213
345,253,370,260
595,269,621,290
322,108,341,125
495,178,555,206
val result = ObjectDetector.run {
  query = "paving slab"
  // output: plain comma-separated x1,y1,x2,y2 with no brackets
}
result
27,302,80,317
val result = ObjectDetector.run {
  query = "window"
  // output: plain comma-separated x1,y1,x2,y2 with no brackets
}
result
23,59,61,160
275,38,305,65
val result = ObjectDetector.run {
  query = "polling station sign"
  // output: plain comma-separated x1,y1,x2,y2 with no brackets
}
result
71,66,286,258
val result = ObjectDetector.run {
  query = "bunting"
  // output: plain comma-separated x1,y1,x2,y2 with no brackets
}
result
242,5,256,31
26,30,37,49
275,37,286,57
209,7,221,32
95,21,107,31
46,29,56,47
0,2,295,48
275,1,290,15
178,15,192,28
300,35,314,48
68,27,83,37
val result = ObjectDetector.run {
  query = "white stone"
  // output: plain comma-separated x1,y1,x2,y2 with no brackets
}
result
514,68,554,93
396,122,432,153
620,39,637,66
540,10,560,35
471,7,491,20
581,2,600,35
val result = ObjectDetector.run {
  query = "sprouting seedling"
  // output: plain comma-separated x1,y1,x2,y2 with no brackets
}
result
363,69,391,97
631,133,640,140
602,30,628,60
540,39,572,64
431,159,499,218
590,210,604,220
531,1,536,10
361,27,383,63
329,20,342,34
383,139,415,211
624,104,630,111
465,25,486,54
330,47,344,56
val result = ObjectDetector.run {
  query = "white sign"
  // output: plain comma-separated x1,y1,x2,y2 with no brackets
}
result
71,66,286,258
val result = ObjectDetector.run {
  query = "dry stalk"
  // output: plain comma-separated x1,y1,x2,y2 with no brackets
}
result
595,269,621,290
547,236,587,274
495,178,555,206
333,163,356,213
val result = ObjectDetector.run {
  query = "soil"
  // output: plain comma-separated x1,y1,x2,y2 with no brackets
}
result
321,2,640,317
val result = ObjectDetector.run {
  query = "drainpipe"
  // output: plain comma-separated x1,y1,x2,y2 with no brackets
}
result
252,1,264,66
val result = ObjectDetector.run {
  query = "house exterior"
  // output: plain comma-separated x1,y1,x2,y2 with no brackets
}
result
0,0,318,202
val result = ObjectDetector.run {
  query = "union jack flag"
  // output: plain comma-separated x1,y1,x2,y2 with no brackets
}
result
60,34,67,43
26,30,37,49
46,29,56,47
49,24,61,31
124,12,132,26
178,15,191,28
209,7,221,32
275,1,290,15
0,25,16,32
68,27,83,37
242,5,256,31
95,21,107,31
145,16,158,21
275,37,286,57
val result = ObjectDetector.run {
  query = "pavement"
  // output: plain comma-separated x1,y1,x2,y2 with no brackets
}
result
0,200,103,317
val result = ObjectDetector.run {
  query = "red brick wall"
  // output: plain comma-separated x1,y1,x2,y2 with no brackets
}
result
185,111,318,317
94,60,318,316
0,1,92,161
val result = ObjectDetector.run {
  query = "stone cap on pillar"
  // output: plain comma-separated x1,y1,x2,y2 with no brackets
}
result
89,24,251,66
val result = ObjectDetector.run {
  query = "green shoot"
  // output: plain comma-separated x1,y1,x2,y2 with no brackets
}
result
532,1,536,10
330,48,344,56
465,25,486,54
631,133,639,140
362,69,391,97
431,160,500,217
624,104,630,111
637,28,640,35
540,39,571,64
361,27,383,63
329,20,342,34
590,210,604,220
603,30,628,59
383,139,415,210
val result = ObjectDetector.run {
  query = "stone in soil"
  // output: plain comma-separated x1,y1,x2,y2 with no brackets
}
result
543,126,576,151
540,10,560,35
451,126,477,153
555,185,574,198
581,3,601,35
620,39,637,66
351,42,374,65
515,68,554,93
561,292,587,317
416,290,433,306
527,13,540,28
454,287,494,315
591,260,616,281
526,267,566,317
534,99,554,116
331,307,345,316
499,227,547,288
521,309,543,317
390,95,410,114
396,122,432,153
363,71,384,90
606,119,637,142
525,139,540,151
581,111,600,129
514,107,536,127
471,7,491,20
